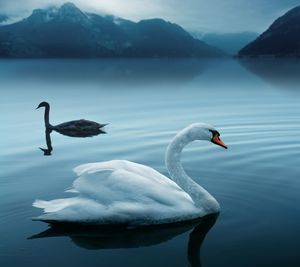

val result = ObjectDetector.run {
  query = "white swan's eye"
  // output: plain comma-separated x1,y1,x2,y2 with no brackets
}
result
209,130,219,138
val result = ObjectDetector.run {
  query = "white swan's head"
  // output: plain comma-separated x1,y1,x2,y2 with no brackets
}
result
185,123,227,149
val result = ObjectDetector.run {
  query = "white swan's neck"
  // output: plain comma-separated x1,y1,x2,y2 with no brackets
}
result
165,125,220,213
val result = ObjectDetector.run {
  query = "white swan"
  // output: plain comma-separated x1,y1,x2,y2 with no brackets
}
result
33,123,227,225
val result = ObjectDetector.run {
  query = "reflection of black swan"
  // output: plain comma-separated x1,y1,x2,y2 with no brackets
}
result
39,127,106,156
39,128,53,156
36,102,108,137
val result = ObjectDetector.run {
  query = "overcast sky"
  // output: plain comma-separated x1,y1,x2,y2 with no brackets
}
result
0,0,300,33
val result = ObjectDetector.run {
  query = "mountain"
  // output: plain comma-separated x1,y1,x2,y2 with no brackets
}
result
0,15,8,24
0,2,223,58
192,32,258,55
239,6,300,57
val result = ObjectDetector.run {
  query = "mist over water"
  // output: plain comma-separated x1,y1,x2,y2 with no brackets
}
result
1,58,300,267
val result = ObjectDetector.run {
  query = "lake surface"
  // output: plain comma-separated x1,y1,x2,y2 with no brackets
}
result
0,58,300,267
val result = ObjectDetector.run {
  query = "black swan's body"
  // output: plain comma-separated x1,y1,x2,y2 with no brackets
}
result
36,102,107,137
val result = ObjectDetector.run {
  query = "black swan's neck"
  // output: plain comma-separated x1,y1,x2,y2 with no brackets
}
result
44,105,51,128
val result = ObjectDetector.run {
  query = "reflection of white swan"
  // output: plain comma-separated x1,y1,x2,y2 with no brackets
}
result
33,123,227,225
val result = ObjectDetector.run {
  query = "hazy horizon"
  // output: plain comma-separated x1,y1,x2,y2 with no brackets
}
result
0,0,299,33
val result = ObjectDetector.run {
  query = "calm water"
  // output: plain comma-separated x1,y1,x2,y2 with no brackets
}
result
1,58,300,267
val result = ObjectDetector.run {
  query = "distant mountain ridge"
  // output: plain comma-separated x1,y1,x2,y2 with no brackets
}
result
239,6,300,57
192,32,258,55
0,15,8,24
0,2,223,58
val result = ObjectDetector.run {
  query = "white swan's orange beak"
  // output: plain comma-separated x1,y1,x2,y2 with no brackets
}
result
212,135,228,149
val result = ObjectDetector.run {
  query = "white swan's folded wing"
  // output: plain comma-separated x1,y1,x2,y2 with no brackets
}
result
33,160,202,225
72,160,194,206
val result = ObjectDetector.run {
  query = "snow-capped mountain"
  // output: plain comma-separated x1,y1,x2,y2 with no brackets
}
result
0,2,223,58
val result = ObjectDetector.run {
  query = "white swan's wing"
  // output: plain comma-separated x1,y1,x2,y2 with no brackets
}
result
72,160,190,204
33,160,201,225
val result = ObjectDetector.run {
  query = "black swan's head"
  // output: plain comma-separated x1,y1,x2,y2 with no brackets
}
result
36,101,50,109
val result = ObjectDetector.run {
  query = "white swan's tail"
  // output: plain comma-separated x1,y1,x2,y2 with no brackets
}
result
33,199,74,213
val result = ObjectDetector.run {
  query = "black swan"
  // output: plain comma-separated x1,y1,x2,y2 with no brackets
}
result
36,101,108,137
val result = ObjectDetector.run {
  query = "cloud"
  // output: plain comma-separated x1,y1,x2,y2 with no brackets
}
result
0,0,299,33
